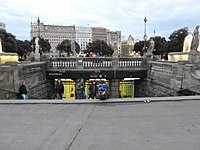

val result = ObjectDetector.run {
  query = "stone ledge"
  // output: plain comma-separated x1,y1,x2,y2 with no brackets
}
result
0,96,200,104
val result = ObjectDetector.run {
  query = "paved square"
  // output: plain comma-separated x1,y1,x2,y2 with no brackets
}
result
0,101,200,150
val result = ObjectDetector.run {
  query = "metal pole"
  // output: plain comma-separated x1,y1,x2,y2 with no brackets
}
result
144,13,147,51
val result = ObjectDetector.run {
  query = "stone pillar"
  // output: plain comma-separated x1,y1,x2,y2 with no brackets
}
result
188,50,200,64
5,62,20,92
47,79,55,99
110,79,120,98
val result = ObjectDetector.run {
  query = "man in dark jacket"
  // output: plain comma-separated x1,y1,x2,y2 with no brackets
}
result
88,81,98,99
55,79,64,99
19,81,28,100
76,78,86,99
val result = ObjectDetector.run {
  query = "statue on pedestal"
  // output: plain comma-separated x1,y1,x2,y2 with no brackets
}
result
189,25,200,63
32,36,41,62
0,38,2,53
147,38,155,55
144,38,155,60
191,25,199,52
35,36,40,54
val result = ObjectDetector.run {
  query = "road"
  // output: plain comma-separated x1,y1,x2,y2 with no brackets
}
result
0,100,200,150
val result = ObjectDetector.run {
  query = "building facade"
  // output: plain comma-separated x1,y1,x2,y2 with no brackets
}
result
107,30,121,57
121,35,138,56
75,26,92,51
91,27,107,43
30,19,122,55
30,19,76,54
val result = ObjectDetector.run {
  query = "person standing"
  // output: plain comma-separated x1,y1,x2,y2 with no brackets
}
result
55,79,64,99
19,81,28,100
76,78,86,99
88,81,98,99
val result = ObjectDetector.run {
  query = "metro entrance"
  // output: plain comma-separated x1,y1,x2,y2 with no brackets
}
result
54,78,136,100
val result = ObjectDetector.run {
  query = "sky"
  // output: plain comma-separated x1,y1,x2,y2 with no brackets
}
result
0,0,199,41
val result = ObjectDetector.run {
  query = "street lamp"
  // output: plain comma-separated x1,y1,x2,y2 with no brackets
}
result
143,13,148,53
37,17,40,37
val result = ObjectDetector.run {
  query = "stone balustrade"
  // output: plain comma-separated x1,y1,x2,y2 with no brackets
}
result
48,57,144,70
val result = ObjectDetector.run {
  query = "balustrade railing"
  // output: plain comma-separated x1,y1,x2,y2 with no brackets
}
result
119,58,143,68
83,58,112,68
150,61,174,74
49,58,77,68
48,57,145,70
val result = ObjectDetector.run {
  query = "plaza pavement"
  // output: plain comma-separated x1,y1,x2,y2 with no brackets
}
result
0,96,200,150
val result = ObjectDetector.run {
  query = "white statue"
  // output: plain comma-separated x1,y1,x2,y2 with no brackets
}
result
0,38,2,53
35,36,40,54
191,25,199,51
183,34,193,52
147,38,155,55
183,26,200,52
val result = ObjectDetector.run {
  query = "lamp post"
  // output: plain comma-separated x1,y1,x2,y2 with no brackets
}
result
37,17,40,37
143,13,148,53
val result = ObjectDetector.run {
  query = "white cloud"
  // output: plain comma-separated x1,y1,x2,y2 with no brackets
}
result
0,0,200,40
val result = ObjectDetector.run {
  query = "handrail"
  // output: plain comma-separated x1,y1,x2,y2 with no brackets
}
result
0,88,19,99
0,88,37,99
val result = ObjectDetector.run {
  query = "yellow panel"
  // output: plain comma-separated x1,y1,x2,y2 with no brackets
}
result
0,53,18,64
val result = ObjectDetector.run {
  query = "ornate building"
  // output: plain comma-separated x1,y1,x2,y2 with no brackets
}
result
121,35,137,56
30,18,76,54
91,27,107,43
75,26,92,51
107,30,121,57
30,18,121,55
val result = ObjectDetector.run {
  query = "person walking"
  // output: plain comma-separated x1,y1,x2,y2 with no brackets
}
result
19,81,28,100
55,79,64,99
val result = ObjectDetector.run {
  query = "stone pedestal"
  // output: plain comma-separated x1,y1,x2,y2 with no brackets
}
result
110,79,120,98
188,50,200,64
31,52,41,62
168,52,189,62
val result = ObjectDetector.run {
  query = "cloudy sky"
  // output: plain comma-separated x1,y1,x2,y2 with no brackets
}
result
0,0,199,41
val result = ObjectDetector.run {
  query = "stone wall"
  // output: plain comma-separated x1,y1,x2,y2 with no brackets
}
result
137,60,200,97
0,61,48,99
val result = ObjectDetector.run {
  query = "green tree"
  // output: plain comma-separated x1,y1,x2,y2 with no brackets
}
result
16,40,32,59
121,44,133,57
86,40,114,56
133,40,145,55
30,37,51,54
151,36,166,55
56,39,80,56
165,27,189,53
0,29,17,53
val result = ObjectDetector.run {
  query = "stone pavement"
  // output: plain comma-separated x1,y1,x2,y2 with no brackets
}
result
0,97,200,150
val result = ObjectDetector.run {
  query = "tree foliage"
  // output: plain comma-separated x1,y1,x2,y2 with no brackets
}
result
165,27,189,53
16,40,32,58
56,39,80,56
133,40,145,55
152,36,166,55
0,29,17,53
121,44,133,57
0,29,32,59
86,40,114,56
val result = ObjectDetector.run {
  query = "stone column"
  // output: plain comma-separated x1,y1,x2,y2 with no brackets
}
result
47,79,55,99
110,79,120,98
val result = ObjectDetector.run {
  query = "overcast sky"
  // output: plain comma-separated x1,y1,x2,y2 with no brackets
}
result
0,0,199,41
